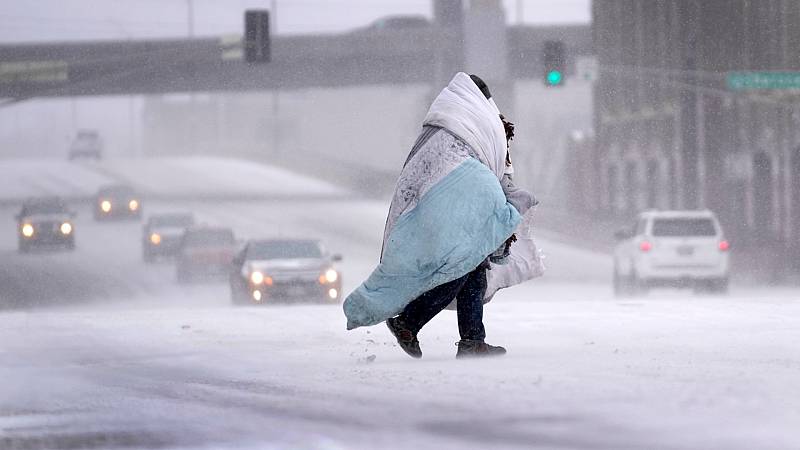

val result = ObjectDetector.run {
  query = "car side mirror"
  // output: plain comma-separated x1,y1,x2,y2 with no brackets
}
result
332,254,343,262
614,228,633,240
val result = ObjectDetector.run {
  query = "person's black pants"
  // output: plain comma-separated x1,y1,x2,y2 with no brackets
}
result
396,266,487,341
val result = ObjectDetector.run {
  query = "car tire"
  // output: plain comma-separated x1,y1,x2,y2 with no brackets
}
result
697,278,728,295
230,282,248,305
613,265,636,297
713,278,730,294
176,266,192,284
143,251,155,264
18,242,29,254
613,266,626,297
632,272,647,296
65,240,76,251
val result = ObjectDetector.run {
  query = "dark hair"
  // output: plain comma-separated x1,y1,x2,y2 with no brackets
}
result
469,74,492,99
500,114,515,165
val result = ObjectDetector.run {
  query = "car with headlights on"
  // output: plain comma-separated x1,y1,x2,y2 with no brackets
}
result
16,197,75,253
94,184,141,220
176,226,236,283
229,238,343,305
142,213,195,263
613,210,730,296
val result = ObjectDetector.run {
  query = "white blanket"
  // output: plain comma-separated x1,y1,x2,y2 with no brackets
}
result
423,72,508,180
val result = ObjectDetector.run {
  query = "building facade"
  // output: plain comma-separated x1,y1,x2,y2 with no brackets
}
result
591,0,800,273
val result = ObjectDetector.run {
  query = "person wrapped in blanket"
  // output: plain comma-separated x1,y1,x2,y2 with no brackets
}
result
342,73,541,359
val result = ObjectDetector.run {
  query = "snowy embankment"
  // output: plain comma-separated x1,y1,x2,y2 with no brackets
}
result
0,159,115,204
96,157,348,200
0,157,348,205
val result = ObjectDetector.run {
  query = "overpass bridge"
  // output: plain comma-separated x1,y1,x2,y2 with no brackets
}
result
0,25,591,100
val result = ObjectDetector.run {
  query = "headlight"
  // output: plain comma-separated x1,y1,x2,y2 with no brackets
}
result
324,269,338,283
128,199,139,211
328,288,338,299
60,222,72,235
252,290,263,302
250,271,264,285
250,271,272,285
150,233,161,245
100,200,112,212
21,223,34,237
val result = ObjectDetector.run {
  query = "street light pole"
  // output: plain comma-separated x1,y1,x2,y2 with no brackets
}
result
187,0,194,38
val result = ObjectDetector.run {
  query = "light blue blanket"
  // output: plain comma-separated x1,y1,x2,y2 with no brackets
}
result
343,158,521,329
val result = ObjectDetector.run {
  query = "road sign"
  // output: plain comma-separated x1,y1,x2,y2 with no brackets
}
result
727,72,800,91
0,61,68,83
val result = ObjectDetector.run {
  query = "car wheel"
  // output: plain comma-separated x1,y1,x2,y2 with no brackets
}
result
613,264,635,297
613,266,626,297
143,251,155,264
230,282,248,305
176,266,192,284
698,278,728,295
65,240,76,251
631,272,647,296
18,242,29,254
712,278,729,294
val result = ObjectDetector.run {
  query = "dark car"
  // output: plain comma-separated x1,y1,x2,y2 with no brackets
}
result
229,238,342,305
94,184,141,220
16,197,75,253
68,129,103,160
142,213,195,263
176,227,236,283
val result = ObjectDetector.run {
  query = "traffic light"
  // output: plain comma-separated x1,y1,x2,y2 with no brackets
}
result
244,10,270,63
543,40,566,87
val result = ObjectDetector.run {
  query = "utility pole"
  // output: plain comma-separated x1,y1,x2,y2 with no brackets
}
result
187,0,195,38
187,0,196,154
271,0,280,155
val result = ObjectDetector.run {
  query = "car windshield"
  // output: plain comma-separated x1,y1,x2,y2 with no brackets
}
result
22,198,67,215
247,240,322,260
184,229,234,247
99,186,135,197
652,218,717,237
151,215,194,227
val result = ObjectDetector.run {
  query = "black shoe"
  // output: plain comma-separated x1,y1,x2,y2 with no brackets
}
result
455,339,507,359
386,317,422,359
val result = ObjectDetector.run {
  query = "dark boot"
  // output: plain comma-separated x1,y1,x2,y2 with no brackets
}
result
455,339,506,359
386,317,422,359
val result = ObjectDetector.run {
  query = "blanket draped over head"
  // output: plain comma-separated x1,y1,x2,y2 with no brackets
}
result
343,73,522,330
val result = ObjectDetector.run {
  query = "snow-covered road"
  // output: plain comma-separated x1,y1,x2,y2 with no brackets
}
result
1,158,798,449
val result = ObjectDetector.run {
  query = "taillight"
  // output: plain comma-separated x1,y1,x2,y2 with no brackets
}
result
639,241,652,252
718,240,730,251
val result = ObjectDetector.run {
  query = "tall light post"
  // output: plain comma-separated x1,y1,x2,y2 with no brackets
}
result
187,0,195,37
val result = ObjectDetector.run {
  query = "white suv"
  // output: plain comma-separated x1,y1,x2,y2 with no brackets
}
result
613,210,730,296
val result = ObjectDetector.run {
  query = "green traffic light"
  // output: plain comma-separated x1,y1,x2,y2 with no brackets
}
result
547,70,563,86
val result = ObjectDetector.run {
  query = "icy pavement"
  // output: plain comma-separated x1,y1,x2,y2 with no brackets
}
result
1,285,799,449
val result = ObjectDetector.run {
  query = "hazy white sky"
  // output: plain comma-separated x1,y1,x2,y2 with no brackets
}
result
0,0,590,43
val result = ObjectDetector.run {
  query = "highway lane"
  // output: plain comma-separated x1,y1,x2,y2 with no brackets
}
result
2,186,797,449
0,196,387,310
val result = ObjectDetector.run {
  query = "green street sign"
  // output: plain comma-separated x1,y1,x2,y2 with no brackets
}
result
727,72,800,91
